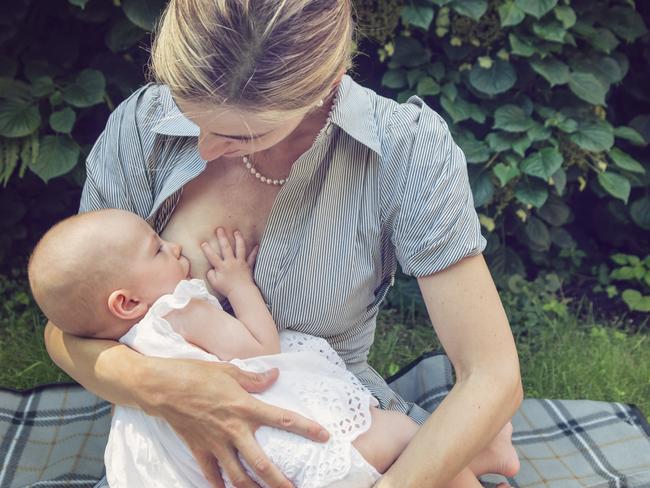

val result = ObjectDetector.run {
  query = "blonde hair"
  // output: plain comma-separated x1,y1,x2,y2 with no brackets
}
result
150,0,355,120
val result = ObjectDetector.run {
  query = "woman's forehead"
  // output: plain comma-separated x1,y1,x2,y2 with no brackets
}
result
175,98,296,137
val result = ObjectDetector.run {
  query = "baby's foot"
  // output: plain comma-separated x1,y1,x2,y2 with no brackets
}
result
468,422,520,478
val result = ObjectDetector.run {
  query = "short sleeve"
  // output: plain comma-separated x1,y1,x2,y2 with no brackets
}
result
381,96,486,277
79,84,160,216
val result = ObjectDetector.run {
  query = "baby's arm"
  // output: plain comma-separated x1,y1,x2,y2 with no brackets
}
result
166,299,277,360
199,228,281,356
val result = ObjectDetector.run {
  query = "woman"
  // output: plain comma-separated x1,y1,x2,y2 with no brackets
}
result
44,0,523,486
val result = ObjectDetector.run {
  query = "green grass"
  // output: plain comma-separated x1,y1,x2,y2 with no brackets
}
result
1,273,648,421
368,290,650,421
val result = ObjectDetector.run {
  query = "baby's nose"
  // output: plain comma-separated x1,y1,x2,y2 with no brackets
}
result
171,242,182,258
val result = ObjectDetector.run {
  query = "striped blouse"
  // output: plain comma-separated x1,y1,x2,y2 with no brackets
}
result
79,75,486,423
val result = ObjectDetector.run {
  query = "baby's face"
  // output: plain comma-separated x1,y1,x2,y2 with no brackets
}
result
123,216,191,302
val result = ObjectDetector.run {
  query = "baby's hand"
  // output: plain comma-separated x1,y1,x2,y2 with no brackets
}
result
200,228,259,297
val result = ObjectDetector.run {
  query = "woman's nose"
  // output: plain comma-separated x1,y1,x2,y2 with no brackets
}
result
197,133,233,161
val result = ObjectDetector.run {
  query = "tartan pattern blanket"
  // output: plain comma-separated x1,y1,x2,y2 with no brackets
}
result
1,353,649,488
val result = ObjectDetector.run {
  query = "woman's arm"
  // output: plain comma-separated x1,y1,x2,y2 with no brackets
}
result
43,320,328,488
376,254,523,487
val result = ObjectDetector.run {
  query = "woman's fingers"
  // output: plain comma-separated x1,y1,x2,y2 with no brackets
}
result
230,366,280,393
254,399,330,443
233,437,294,488
218,447,261,488
216,227,235,259
192,449,226,488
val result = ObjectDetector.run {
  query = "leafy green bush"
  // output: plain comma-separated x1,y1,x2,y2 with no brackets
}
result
0,0,165,266
378,0,650,282
0,0,164,185
592,253,650,312
1,0,649,304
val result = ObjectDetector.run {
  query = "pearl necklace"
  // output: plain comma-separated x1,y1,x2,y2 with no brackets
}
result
242,155,287,186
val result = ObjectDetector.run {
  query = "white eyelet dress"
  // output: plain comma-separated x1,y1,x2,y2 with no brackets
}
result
105,279,381,488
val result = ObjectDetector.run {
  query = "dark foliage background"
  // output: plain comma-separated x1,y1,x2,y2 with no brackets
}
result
0,0,648,315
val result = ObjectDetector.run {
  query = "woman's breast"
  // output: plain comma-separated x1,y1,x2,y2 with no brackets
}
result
159,165,278,298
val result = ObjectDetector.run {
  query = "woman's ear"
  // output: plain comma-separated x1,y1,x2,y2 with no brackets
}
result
332,67,346,88
108,289,148,321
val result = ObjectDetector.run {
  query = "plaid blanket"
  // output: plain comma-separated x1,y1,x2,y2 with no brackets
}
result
1,353,649,487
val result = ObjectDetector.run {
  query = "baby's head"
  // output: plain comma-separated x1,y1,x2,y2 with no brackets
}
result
28,209,191,339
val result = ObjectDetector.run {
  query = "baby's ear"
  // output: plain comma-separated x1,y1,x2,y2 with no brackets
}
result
108,290,148,321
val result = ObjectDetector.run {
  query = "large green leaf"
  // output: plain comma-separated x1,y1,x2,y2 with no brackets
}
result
0,78,31,100
441,96,484,124
488,247,525,281
530,57,569,86
498,1,525,27
602,6,648,42
392,36,428,68
122,0,166,31
630,196,650,230
551,167,567,195
597,171,631,203
576,25,620,54
550,227,575,248
450,0,487,21
568,72,608,106
382,69,407,89
62,69,106,108
106,19,145,53
416,77,441,97
31,76,55,98
49,107,76,134
469,60,517,96
553,6,576,29
621,290,650,313
492,162,520,187
30,136,80,183
528,122,552,142
508,34,535,57
571,57,622,85
469,169,494,207
515,0,557,19
613,126,646,146
493,105,534,132
630,115,650,145
537,195,570,226
520,147,563,180
515,178,548,207
525,216,551,251
0,99,40,138
486,132,530,155
569,121,614,152
455,132,491,163
533,19,567,43
608,148,645,174
401,5,435,30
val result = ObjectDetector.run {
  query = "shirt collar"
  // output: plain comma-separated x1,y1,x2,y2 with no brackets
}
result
329,75,382,156
152,75,383,157
152,85,201,137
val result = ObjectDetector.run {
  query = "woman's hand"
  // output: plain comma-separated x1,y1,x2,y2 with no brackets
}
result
137,356,329,488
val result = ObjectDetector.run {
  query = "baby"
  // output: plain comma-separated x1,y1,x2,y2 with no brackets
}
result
28,209,518,488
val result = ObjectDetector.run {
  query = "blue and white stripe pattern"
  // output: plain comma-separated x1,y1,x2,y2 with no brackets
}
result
79,75,486,421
